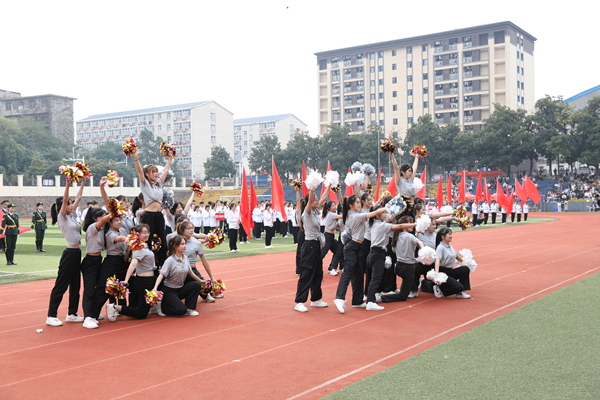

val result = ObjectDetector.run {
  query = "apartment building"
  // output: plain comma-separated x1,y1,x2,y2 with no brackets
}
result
0,89,76,141
76,101,233,180
232,113,307,170
315,21,535,138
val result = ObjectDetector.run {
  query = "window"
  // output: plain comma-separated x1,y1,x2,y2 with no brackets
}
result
380,120,385,126
494,31,505,44
167,124,171,130
517,95,521,103
392,77,397,84
371,107,376,113
517,81,520,89
392,50,397,56
521,82,524,90
517,51,520,59
244,141,248,146
407,46,412,54
158,114,162,119
522,96,525,103
407,75,413,82
379,93,384,99
5,102,11,111
408,117,414,124
378,65,383,72
423,73,428,80
249,134,253,140
423,87,429,94
370,94,376,100
370,67,375,73
167,112,171,118
370,80,375,87
393,118,398,125
370,53,375,60
211,124,216,131
392,63,397,70
422,44,428,51
158,125,162,131
379,106,384,112
211,136,216,143
29,100,35,109
521,67,524,75
517,66,520,74
393,105,398,111
210,112,216,120
521,53,524,61
424,101,429,108
408,103,413,109
378,79,384,85
407,89,413,96
392,91,397,98
41,99,47,108
378,51,383,58
407,61,413,68
423,59,428,66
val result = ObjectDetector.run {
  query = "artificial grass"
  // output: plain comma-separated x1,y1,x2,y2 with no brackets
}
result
323,272,600,400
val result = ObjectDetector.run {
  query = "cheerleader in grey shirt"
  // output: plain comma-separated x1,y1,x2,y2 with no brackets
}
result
320,200,339,262
178,221,218,301
294,186,330,312
392,153,420,201
432,227,471,299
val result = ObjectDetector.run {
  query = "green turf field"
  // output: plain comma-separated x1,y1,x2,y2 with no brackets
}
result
322,272,600,400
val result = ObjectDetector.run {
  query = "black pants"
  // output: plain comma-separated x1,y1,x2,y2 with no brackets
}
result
524,213,528,221
381,261,415,303
491,213,497,224
253,221,262,238
204,226,211,235
366,248,386,303
36,229,46,241
511,212,515,222
274,220,280,236
335,240,364,306
294,239,324,303
229,228,238,250
120,275,157,319
329,232,345,271
414,262,432,292
502,213,507,223
361,239,372,295
280,220,288,236
239,224,248,242
4,234,16,251
161,282,202,315
438,266,471,296
92,255,125,318
142,211,167,267
483,213,489,225
80,254,102,318
295,229,305,274
292,226,300,244
194,227,201,234
264,226,274,246
47,248,81,318
320,232,338,261
517,213,521,222
380,238,398,292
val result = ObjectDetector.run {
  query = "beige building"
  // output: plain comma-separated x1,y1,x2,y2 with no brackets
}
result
76,101,234,180
233,113,307,171
315,21,535,138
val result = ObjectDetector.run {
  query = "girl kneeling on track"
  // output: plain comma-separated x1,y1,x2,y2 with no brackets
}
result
432,227,471,299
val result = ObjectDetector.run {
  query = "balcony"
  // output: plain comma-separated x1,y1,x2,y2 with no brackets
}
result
464,115,474,122
435,75,444,82
449,44,458,50
332,114,341,121
464,101,473,108
344,100,352,106
450,117,458,122
344,60,351,66
356,86,365,92
464,42,473,48
357,98,365,104
436,118,444,124
434,46,443,53
450,88,459,95
332,75,340,81
434,61,443,67
344,74,352,80
435,89,444,96
356,113,363,118
464,86,473,93
463,57,473,64
332,88,340,95
435,104,444,110
464,71,473,78
356,125,365,131
332,62,339,68
449,59,458,65
332,102,340,108
356,72,364,78
449,73,458,80
450,103,458,108
356,59,364,64
343,87,351,93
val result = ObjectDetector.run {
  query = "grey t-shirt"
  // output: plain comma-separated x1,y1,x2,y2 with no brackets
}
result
345,211,367,241
139,178,164,205
160,254,192,289
323,212,337,231
85,222,105,254
121,214,135,234
302,209,321,240
395,232,419,263
362,208,372,241
370,220,393,250
58,211,81,247
418,231,436,249
436,242,457,268
398,178,417,197
132,247,156,274
184,237,204,266
135,209,144,224
105,228,125,256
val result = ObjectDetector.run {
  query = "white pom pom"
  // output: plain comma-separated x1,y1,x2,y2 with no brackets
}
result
415,215,431,233
418,246,437,265
435,272,448,285
384,256,392,269
304,171,323,190
465,259,477,272
459,248,473,261
414,178,424,192
351,162,363,173
362,163,375,176
344,172,365,186
440,205,453,213
426,269,437,281
324,170,339,188
355,172,366,184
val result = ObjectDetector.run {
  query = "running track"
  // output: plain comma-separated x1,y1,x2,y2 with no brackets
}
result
0,213,598,399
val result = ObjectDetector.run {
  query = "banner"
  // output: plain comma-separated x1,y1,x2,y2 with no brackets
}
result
454,170,504,178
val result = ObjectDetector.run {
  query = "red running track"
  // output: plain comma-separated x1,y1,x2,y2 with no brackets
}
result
0,213,599,400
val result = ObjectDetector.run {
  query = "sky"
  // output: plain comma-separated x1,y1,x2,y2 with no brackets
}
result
2,0,597,137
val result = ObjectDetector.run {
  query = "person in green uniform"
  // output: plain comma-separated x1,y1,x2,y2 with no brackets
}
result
31,202,48,252
2,203,19,265
0,200,8,253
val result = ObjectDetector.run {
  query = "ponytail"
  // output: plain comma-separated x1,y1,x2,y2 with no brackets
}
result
167,235,185,257
342,195,358,224
435,227,452,249
83,207,106,232
391,215,414,247
368,204,385,227
322,201,334,219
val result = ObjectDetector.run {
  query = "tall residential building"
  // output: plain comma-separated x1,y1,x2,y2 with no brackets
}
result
76,101,233,180
315,21,535,138
232,113,307,170
0,89,76,141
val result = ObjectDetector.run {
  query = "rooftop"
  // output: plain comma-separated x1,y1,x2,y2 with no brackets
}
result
234,114,293,125
78,101,211,121
564,84,600,103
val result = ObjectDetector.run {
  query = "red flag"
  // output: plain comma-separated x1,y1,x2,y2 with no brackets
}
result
523,175,541,204
374,167,382,202
446,174,453,206
506,190,514,214
436,176,444,208
458,171,466,203
240,169,253,238
386,174,397,197
515,179,527,203
302,161,308,197
249,172,258,211
476,172,483,204
484,178,492,204
416,166,426,200
271,157,287,222
344,168,353,197
496,180,507,210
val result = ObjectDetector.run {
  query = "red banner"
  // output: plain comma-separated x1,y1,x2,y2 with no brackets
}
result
454,170,504,178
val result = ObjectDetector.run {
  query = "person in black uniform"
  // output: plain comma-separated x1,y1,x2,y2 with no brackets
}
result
31,202,48,252
0,200,8,253
2,203,19,265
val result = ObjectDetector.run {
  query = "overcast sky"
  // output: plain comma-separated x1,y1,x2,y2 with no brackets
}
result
2,0,596,137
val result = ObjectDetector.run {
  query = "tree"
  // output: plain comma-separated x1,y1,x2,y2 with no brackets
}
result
248,135,282,174
27,155,48,184
573,96,600,167
532,95,573,173
137,129,164,166
400,114,448,172
280,129,319,178
318,123,360,174
204,145,236,180
0,117,27,177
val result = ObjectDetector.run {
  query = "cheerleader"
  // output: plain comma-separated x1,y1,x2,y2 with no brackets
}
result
132,147,173,267
294,190,305,275
107,224,158,321
294,186,330,312
360,193,376,299
367,210,417,309
490,200,498,224
515,201,522,222
333,194,387,313
263,203,274,248
414,216,438,294
167,195,195,235
117,195,135,233
328,203,345,275
226,202,240,252
320,201,339,263
523,202,529,221
131,193,146,225
46,178,87,327
392,153,419,202
431,227,471,299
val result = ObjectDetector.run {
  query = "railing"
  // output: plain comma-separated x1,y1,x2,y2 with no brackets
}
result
332,89,340,94
435,89,444,96
332,114,340,120
332,102,340,108
464,86,473,93
436,118,444,124
344,87,351,92
332,75,340,81
434,61,443,66
344,100,352,106
356,113,363,118
355,125,365,131
435,75,444,82
464,71,473,78
449,59,458,65
450,88,459,95
435,104,444,110
464,42,473,48
464,115,473,122
449,44,458,50
356,86,365,91
343,74,351,80
332,62,339,68
450,103,458,108
344,60,351,66
449,73,458,79
356,72,364,78
464,101,473,108
434,46,443,53
463,57,472,64
356,59,364,64
450,117,458,122
357,98,365,104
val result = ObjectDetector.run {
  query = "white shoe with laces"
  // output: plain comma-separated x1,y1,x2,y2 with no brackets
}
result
65,314,84,323
310,300,328,308
433,285,444,298
366,302,384,311
185,309,199,316
294,303,308,312
82,317,98,329
351,303,367,308
202,294,215,303
408,291,419,298
46,317,63,327
97,314,104,320
375,293,382,303
333,299,345,314
455,291,471,299
329,269,338,276
106,304,118,322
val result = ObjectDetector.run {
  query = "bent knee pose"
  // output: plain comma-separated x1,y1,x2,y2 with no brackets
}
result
432,227,471,299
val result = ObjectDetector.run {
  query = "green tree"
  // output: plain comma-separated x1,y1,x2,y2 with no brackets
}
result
573,96,600,167
318,123,360,174
249,135,283,174
280,129,320,178
532,95,573,173
204,145,236,180
27,155,48,184
400,114,449,172
137,129,164,166
0,117,27,177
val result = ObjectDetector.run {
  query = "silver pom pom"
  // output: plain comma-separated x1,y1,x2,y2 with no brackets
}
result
162,188,175,210
362,163,375,176
351,162,363,173
341,228,352,245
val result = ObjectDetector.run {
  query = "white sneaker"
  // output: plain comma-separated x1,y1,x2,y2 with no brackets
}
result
333,299,345,314
202,294,215,303
97,314,104,320
214,294,224,298
310,300,328,308
456,291,471,299
83,317,98,329
230,250,237,253
185,309,199,316
366,302,385,311
375,293,382,303
65,314,84,323
433,285,443,298
408,291,419,298
46,317,63,327
294,303,308,312
383,291,396,295
418,277,424,291
265,245,274,249
236,249,240,252
148,304,158,314
351,303,367,308
239,242,245,245
106,304,118,322
329,269,338,276
363,295,367,301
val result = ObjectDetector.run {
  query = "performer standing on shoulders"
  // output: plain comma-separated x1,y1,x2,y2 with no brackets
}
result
32,202,48,252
